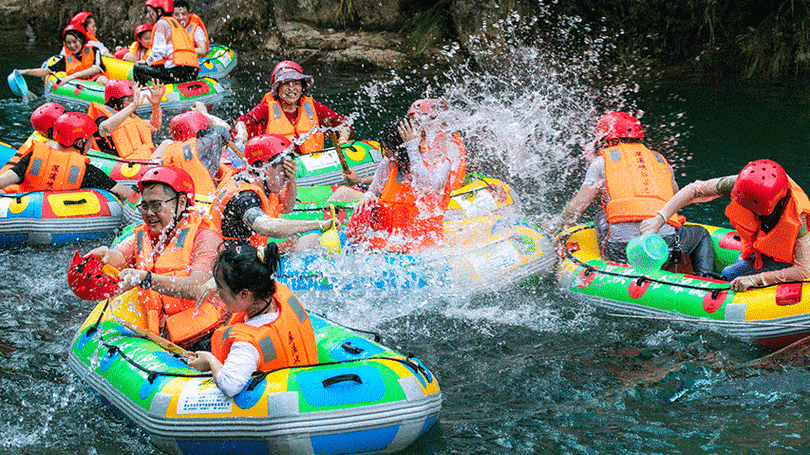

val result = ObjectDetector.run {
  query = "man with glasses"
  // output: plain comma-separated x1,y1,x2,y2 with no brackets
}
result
208,134,337,251
89,166,224,344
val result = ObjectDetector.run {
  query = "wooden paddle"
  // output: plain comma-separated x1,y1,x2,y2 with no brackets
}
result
740,335,810,370
111,314,189,357
323,117,350,172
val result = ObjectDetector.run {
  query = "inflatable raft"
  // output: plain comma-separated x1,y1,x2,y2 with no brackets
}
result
198,44,238,79
277,213,554,293
557,223,810,350
294,174,518,222
68,291,441,455
295,141,384,187
42,56,228,114
0,141,125,245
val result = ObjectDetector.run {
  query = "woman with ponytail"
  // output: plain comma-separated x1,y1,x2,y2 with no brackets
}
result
188,243,319,397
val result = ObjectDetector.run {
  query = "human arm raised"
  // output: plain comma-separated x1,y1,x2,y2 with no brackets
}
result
98,82,144,137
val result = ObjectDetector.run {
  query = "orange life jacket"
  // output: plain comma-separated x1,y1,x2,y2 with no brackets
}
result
261,93,324,155
725,180,810,269
16,142,88,192
128,41,150,60
151,16,199,68
161,139,216,196
0,132,48,193
349,160,450,253
88,102,155,160
600,143,685,227
211,282,319,372
63,45,96,76
421,132,467,190
208,175,281,248
188,13,209,48
185,23,209,54
134,211,214,334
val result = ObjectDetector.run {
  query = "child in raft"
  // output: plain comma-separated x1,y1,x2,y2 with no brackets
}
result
115,24,153,62
16,24,108,88
188,243,319,397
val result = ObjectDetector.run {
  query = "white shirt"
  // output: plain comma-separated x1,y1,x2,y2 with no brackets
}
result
215,310,279,397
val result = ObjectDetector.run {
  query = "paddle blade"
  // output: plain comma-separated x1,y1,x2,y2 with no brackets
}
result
67,251,122,301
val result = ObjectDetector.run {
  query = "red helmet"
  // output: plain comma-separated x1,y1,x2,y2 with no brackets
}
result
104,79,134,103
407,98,447,118
52,112,98,148
138,166,195,205
731,159,790,216
70,11,92,27
145,0,174,13
134,23,153,39
170,111,209,141
62,24,87,42
244,134,292,165
271,61,303,84
67,251,121,301
30,102,65,136
596,112,644,141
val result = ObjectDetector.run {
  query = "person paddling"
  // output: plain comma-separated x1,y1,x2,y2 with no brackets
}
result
187,243,319,397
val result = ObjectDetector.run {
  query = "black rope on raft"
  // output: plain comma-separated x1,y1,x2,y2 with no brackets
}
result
559,224,810,291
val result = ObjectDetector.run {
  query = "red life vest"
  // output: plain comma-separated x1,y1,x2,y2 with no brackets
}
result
600,143,685,227
208,175,281,248
421,132,467,190
63,45,96,76
134,210,214,334
725,180,810,269
88,102,155,160
161,139,216,196
16,142,88,192
261,94,323,155
150,16,199,68
211,282,319,371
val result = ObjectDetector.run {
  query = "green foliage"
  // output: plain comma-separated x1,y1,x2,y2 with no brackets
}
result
399,0,455,56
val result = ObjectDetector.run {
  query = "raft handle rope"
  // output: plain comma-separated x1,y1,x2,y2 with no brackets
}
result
560,225,810,291
606,312,810,331
86,302,432,387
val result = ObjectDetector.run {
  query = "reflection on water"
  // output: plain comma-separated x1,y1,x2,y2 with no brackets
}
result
3,15,810,454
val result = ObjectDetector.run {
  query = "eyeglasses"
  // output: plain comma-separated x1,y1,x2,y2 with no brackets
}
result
136,196,178,214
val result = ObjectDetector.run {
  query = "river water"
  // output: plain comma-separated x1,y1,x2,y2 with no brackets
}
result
3,23,810,455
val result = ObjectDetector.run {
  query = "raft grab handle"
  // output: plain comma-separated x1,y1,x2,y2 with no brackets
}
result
322,373,362,387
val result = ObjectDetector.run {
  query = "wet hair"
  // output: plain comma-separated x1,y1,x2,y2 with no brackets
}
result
174,0,190,9
378,118,408,165
213,243,279,301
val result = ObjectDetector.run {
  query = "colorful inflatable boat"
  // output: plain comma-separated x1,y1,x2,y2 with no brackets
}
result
0,141,125,245
276,213,554,293
557,223,810,350
198,44,238,79
294,173,518,222
41,56,229,114
68,291,441,455
295,141,384,187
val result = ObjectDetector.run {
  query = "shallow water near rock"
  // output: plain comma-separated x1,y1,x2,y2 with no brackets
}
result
3,23,810,455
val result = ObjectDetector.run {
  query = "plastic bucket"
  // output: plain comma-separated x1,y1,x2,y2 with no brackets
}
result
7,69,27,97
625,233,669,274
